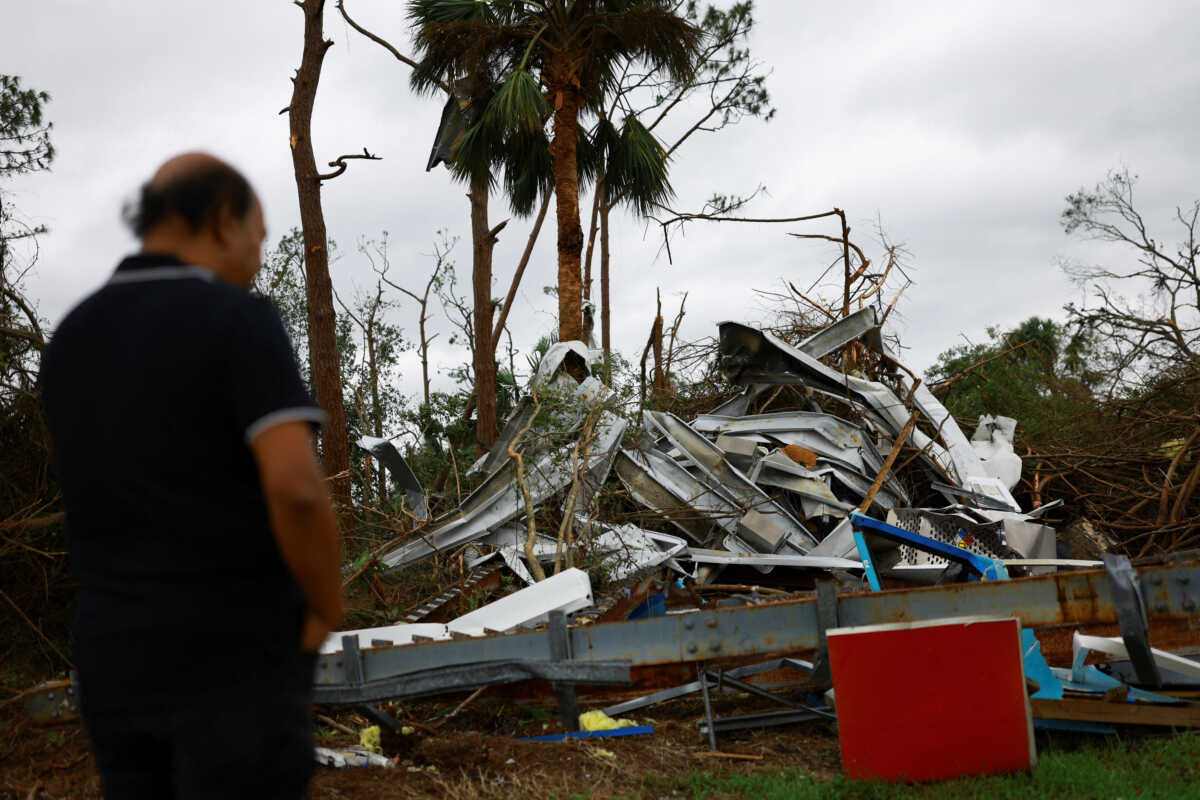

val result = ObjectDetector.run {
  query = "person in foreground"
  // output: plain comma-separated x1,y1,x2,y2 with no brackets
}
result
39,152,343,799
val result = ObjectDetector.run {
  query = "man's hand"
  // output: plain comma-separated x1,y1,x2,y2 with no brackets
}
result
250,420,345,639
300,613,332,653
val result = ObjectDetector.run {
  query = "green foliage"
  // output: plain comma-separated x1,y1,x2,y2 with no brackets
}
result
254,229,310,380
0,75,54,175
256,230,416,508
685,1,774,126
0,75,68,680
641,732,1200,799
926,316,1100,450
408,0,701,217
485,69,549,134
603,115,673,216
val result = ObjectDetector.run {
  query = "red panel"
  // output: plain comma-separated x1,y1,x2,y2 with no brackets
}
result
828,616,1035,782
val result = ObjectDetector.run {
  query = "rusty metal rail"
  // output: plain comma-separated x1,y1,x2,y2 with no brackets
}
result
313,557,1200,706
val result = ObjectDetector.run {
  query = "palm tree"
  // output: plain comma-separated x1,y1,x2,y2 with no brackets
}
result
407,0,700,344
421,67,555,449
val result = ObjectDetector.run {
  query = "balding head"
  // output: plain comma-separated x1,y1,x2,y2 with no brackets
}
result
149,151,228,189
126,152,257,238
126,152,266,287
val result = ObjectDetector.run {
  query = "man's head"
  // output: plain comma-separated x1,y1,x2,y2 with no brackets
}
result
125,153,266,287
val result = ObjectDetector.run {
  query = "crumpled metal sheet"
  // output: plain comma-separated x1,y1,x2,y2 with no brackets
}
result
691,411,886,478
585,521,689,581
717,321,1023,513
613,447,740,543
794,306,883,359
379,413,627,570
474,349,607,481
716,322,958,481
643,411,819,552
972,414,1023,491
357,436,429,520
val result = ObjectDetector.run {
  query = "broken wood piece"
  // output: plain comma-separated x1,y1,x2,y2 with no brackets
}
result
316,713,357,737
1030,697,1200,728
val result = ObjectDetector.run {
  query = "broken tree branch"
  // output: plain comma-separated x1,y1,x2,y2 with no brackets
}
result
509,392,547,582
930,339,1035,395
316,147,381,181
493,191,551,344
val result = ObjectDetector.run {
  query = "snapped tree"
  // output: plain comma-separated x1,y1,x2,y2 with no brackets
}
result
286,0,381,513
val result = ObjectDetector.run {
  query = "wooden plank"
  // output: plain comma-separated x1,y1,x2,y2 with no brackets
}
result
1030,698,1200,728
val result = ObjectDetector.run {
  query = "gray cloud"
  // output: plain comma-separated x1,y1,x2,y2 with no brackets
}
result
7,0,1200,401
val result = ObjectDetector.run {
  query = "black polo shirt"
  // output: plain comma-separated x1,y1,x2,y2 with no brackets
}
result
39,253,327,710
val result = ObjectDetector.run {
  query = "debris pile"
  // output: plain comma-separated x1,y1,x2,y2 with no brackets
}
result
369,308,1063,592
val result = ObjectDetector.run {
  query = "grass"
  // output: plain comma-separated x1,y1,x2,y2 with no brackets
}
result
639,732,1200,800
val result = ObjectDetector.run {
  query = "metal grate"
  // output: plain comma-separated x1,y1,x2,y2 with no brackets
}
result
887,509,1012,566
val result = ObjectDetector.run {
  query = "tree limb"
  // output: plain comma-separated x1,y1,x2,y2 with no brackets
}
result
316,147,381,181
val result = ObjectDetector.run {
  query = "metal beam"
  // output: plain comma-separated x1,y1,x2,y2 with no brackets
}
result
313,559,1200,705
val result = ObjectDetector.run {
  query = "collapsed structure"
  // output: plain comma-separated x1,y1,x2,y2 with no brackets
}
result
280,309,1200,755
370,308,1059,590
27,310,1200,769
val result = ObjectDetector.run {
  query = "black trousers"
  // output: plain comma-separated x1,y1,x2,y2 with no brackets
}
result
81,701,314,799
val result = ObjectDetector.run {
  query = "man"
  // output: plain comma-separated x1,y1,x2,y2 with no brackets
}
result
39,153,343,798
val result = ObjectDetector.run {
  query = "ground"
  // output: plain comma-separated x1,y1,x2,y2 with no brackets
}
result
2,685,1199,799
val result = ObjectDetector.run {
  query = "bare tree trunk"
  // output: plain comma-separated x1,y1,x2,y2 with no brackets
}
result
581,177,603,347
549,64,584,344
288,0,351,513
492,191,551,346
600,199,612,383
651,289,666,396
366,317,386,504
583,177,603,304
417,303,432,407
470,182,498,450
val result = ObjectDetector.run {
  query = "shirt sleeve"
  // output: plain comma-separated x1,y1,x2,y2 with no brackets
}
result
228,294,327,444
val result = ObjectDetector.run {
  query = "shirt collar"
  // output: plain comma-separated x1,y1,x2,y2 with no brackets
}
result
109,253,216,285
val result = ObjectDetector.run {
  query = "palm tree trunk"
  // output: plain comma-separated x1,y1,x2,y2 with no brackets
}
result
288,0,351,514
549,71,584,344
470,181,498,450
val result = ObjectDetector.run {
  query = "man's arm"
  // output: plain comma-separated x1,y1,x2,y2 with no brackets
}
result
250,420,344,651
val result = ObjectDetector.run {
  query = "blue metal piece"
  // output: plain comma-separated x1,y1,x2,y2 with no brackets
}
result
517,725,655,742
628,593,667,620
849,511,1010,582
1022,628,1063,700
852,528,883,591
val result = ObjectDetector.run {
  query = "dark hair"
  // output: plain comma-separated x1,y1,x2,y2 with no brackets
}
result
123,162,254,237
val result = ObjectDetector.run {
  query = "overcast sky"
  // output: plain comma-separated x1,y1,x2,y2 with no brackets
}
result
7,0,1200,400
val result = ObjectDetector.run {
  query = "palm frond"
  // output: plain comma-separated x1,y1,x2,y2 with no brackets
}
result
484,69,550,134
574,122,602,188
447,121,498,191
406,0,488,25
501,129,554,215
606,114,673,216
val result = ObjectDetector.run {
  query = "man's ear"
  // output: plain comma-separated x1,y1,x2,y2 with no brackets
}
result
211,203,237,247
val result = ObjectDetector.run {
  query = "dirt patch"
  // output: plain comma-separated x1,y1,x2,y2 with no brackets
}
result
0,691,843,799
